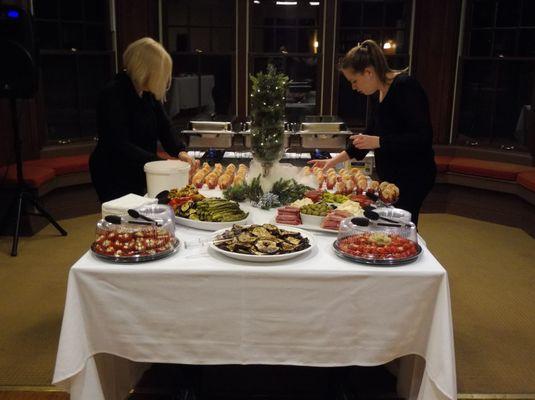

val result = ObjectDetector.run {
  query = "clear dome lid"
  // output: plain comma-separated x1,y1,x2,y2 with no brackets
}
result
372,207,412,224
333,215,420,264
338,216,417,243
93,205,176,258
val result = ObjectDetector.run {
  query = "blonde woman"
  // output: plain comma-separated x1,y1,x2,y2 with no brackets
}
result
310,40,436,226
90,37,195,202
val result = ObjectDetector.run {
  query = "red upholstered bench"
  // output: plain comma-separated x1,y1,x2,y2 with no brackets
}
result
0,164,56,188
517,171,535,192
448,157,535,181
434,155,453,173
25,154,90,175
1,154,91,195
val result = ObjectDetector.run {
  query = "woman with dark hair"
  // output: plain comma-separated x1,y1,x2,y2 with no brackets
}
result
309,40,436,226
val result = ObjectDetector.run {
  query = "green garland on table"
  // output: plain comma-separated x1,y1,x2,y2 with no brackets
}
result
271,178,311,205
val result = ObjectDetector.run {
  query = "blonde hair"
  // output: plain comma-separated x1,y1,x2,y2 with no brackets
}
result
122,37,172,101
339,39,407,84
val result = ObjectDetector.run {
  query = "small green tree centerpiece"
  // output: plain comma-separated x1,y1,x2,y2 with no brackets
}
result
250,64,289,177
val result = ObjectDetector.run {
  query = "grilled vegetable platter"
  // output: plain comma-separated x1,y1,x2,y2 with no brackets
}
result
165,185,249,231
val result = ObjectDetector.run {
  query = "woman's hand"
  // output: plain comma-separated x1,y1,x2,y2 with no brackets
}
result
308,151,351,170
307,158,337,170
178,151,197,171
350,134,380,150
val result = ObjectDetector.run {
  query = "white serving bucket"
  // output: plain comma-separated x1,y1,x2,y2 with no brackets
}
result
144,160,190,198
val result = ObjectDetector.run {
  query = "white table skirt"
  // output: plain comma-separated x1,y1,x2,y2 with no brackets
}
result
53,204,456,400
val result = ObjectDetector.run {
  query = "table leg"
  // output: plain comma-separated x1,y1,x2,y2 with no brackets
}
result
68,354,150,400
396,354,425,400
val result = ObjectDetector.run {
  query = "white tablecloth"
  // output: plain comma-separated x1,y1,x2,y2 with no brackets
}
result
167,75,215,117
53,204,456,400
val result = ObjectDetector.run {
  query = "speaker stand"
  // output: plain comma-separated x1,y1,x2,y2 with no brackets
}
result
8,97,67,257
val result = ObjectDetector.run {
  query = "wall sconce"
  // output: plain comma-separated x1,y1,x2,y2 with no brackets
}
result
383,40,396,55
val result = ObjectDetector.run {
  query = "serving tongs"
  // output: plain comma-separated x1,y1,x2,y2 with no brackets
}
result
127,209,162,226
104,215,156,226
361,207,412,228
155,190,170,205
351,217,402,228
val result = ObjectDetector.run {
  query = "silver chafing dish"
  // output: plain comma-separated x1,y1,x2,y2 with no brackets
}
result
182,120,235,149
298,120,353,149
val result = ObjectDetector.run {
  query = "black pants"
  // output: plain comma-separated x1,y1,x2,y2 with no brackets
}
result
395,176,435,227
89,151,145,203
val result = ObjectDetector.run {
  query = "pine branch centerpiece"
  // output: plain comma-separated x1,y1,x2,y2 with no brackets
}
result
250,64,289,177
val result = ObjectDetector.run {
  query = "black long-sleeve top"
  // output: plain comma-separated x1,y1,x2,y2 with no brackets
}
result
346,73,436,187
89,72,186,202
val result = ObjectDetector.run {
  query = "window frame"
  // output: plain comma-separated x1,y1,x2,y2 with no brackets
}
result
248,0,325,121
35,0,115,145
451,0,535,151
332,0,414,129
162,0,237,117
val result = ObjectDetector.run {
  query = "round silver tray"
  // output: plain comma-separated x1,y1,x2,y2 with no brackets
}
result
332,240,422,266
90,238,180,263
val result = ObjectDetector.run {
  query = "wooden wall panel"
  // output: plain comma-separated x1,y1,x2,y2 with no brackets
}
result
0,90,44,166
411,0,463,144
115,0,159,65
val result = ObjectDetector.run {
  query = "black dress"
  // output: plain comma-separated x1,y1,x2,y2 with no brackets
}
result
346,73,436,225
89,72,186,202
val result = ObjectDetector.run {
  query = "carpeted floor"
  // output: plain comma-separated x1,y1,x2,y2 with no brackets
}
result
0,213,534,394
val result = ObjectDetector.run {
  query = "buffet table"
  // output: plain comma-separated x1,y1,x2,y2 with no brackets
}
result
52,202,456,400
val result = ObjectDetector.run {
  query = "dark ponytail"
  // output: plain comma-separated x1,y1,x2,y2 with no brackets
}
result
339,40,406,84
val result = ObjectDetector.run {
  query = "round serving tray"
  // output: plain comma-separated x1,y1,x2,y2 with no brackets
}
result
332,240,422,266
209,226,315,263
91,238,180,263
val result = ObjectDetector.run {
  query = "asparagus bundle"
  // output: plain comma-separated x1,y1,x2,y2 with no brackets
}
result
194,198,248,222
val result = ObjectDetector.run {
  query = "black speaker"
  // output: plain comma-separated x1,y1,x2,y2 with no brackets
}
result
0,5,37,98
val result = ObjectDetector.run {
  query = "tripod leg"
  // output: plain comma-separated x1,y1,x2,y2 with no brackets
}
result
11,193,24,257
28,194,68,236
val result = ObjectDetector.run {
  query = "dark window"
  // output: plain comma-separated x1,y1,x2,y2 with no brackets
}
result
455,0,535,150
163,0,236,124
249,0,323,122
35,0,114,143
335,0,412,128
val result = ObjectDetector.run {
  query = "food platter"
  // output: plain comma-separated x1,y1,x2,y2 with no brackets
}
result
272,219,338,234
332,233,422,266
332,240,421,266
175,215,249,231
165,185,250,231
91,237,181,263
209,225,315,263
